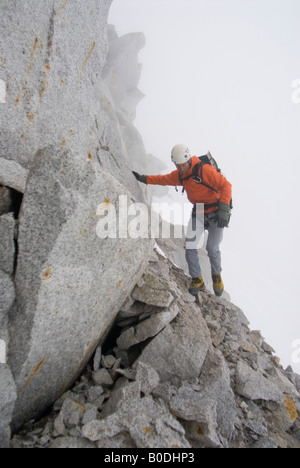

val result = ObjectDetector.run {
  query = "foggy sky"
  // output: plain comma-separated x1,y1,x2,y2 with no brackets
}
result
109,0,300,372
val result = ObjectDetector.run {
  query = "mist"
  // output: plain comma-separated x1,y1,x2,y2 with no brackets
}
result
109,0,300,373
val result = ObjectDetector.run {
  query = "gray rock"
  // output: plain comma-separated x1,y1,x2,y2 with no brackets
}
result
170,384,222,448
135,361,160,395
136,303,211,382
0,159,28,193
101,355,116,369
101,380,141,417
295,374,300,394
0,186,13,216
250,436,277,449
236,360,284,403
262,341,276,354
109,358,122,381
1,0,157,432
167,347,237,448
116,301,144,322
96,432,135,449
0,0,112,169
83,396,190,448
0,213,16,275
244,417,268,437
0,270,15,318
49,436,96,449
213,327,226,347
93,345,102,372
92,369,114,388
8,146,153,430
249,330,263,348
0,364,17,448
83,412,123,442
82,404,99,426
268,367,300,399
86,386,104,405
224,303,250,327
198,348,237,441
132,271,175,307
53,398,85,436
116,302,179,350
119,295,135,313
7,250,300,448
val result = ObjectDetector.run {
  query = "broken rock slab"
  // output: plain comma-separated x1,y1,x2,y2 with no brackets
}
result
236,359,284,403
135,361,160,396
132,271,175,307
198,347,237,441
91,369,114,388
136,302,211,383
170,384,222,448
101,379,141,418
167,347,237,448
116,302,179,350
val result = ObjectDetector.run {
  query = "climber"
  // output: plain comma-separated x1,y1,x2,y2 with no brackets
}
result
133,144,232,297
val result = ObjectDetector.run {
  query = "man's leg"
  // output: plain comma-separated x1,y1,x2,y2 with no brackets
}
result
206,215,224,296
185,206,206,293
185,247,201,278
206,216,224,275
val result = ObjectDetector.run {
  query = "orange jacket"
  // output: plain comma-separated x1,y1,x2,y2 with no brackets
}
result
147,156,232,213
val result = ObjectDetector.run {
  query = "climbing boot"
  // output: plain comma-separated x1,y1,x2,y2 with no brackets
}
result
212,274,224,297
189,276,206,295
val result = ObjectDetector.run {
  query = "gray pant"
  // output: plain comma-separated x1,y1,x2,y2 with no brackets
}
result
184,208,223,278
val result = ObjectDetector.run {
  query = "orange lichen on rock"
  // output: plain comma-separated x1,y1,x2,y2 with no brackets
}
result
284,395,298,422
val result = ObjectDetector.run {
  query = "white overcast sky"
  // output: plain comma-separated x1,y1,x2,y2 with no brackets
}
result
109,0,300,371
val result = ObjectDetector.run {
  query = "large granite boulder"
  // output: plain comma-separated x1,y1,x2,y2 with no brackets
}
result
8,144,153,430
0,0,154,431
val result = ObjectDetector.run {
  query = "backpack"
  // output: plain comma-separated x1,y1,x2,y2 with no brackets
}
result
178,151,233,210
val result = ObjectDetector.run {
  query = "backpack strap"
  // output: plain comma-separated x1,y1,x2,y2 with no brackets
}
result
178,159,219,204
192,162,219,194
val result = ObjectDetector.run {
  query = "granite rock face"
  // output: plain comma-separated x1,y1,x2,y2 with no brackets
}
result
0,0,154,437
0,0,112,170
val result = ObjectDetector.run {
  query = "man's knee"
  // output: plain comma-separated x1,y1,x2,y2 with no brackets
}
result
207,241,220,255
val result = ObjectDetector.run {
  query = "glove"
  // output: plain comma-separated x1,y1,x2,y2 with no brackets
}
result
132,171,148,184
217,202,231,228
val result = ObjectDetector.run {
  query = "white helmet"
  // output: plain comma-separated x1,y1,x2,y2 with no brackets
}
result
171,144,191,164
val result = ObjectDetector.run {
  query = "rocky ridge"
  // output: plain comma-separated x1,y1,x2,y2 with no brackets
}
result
11,248,300,449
